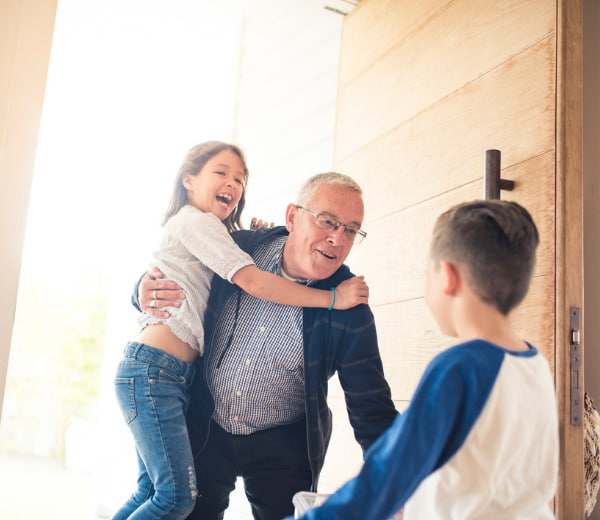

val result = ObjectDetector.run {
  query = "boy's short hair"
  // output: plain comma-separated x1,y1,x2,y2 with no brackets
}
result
430,200,539,315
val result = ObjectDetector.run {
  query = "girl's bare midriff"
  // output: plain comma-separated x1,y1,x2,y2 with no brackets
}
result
138,323,198,364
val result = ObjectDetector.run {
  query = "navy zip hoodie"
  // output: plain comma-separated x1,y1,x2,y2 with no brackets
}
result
134,225,398,489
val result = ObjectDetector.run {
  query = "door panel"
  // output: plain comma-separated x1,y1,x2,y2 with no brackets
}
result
338,0,554,89
331,0,583,517
336,0,556,162
336,37,556,219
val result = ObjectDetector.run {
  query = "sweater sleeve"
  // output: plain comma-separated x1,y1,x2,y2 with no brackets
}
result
291,344,504,520
334,305,398,451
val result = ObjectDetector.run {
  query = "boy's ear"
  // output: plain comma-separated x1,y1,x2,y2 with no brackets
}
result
440,261,459,296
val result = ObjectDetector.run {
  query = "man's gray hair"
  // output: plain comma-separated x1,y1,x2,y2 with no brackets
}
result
297,172,362,205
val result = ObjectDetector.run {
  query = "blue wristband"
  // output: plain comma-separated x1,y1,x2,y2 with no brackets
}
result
328,287,336,311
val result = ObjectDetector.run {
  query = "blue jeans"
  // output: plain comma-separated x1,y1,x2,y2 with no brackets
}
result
112,342,197,520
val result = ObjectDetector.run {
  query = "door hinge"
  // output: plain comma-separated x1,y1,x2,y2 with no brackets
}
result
570,306,581,426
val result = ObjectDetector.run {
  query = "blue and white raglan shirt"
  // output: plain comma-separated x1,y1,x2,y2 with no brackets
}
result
289,340,559,520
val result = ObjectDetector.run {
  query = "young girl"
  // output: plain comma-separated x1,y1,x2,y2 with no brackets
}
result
112,141,368,520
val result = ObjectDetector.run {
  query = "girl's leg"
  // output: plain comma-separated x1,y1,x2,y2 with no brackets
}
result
113,353,154,520
110,450,153,520
113,343,196,520
127,361,197,519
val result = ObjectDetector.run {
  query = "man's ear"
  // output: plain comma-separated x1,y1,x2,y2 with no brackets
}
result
284,203,298,232
440,261,459,296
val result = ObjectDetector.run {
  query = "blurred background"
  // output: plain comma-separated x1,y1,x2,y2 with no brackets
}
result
0,1,357,518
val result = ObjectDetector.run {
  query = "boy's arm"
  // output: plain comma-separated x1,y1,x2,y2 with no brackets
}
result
290,347,500,520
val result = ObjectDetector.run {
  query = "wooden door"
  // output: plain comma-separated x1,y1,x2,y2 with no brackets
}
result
328,0,583,517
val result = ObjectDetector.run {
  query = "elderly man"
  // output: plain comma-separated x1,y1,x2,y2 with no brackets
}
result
136,172,398,520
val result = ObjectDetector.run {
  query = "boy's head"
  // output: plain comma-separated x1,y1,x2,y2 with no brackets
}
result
428,200,539,316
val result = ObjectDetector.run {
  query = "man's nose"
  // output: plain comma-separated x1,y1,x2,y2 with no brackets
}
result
326,225,345,244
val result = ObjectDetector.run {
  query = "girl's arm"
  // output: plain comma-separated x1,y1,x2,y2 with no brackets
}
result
232,265,368,309
166,209,367,310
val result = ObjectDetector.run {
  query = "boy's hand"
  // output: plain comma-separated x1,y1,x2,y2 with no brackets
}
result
333,275,369,310
139,266,186,318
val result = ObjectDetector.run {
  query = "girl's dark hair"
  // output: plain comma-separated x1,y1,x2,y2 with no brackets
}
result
162,141,249,232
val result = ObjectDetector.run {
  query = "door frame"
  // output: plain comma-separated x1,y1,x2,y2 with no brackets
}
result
555,0,584,517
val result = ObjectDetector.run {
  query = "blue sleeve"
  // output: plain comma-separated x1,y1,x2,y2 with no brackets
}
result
334,305,398,451
131,274,144,312
288,343,504,520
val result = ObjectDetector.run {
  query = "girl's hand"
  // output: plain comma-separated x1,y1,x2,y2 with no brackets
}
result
139,266,186,318
333,275,369,309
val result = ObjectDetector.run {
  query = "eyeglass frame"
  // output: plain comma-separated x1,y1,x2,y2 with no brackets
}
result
295,205,367,244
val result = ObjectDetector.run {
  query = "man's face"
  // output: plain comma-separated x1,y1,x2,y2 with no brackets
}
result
282,183,365,281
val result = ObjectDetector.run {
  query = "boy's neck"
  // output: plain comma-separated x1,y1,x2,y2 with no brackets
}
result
454,301,529,352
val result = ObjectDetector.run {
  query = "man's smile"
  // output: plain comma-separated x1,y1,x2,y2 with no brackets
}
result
316,248,336,260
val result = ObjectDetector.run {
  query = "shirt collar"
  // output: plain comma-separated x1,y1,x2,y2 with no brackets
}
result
266,236,314,286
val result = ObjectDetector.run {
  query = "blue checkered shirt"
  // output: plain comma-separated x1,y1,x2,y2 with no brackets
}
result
206,235,309,435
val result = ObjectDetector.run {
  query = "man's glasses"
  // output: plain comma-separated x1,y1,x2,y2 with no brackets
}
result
295,205,367,244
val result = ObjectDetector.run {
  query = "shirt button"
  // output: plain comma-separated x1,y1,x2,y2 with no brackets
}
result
236,391,242,396
245,359,251,365
259,326,266,332
234,416,239,421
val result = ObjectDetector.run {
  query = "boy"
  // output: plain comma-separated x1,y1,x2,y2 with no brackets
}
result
288,200,559,520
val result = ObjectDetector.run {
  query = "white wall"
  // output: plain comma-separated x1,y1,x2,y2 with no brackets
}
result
233,0,347,227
